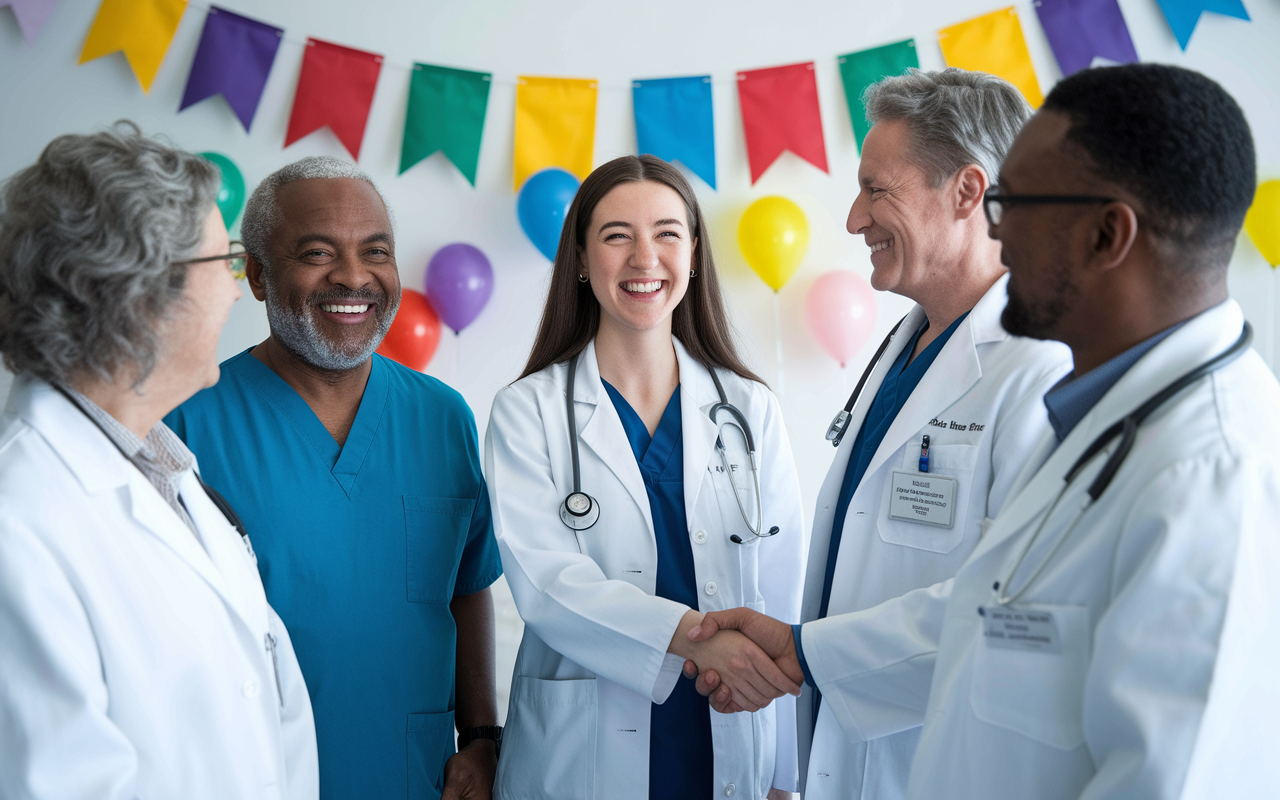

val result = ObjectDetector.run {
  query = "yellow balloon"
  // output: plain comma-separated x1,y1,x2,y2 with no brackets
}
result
1245,179,1280,268
738,196,810,291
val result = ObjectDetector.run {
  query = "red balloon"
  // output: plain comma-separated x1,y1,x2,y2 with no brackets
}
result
376,289,441,371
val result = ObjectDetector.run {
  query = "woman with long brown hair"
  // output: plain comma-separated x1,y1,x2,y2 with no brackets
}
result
485,155,807,800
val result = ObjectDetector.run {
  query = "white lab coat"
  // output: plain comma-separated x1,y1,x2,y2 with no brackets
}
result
485,339,808,800
0,378,318,800
798,274,1071,800
804,300,1280,799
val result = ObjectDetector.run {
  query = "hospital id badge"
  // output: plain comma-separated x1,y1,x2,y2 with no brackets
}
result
979,606,1061,654
887,470,957,528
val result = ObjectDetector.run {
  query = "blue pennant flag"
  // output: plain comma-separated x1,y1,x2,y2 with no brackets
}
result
1155,0,1250,50
633,76,716,190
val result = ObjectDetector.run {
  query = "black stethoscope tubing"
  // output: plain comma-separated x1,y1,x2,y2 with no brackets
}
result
826,315,908,448
995,321,1252,606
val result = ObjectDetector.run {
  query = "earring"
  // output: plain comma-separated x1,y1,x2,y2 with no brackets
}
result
689,269,697,278
578,273,589,283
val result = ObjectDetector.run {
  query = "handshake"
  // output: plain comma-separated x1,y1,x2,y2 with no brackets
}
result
675,607,804,714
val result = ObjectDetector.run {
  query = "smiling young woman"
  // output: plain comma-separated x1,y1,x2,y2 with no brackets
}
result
485,155,808,800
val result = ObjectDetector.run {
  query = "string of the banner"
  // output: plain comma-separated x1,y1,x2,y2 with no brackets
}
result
187,2,839,91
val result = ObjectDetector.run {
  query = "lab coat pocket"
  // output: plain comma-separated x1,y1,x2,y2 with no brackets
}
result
969,603,1090,750
405,495,475,603
496,676,598,800
407,709,455,800
876,444,979,554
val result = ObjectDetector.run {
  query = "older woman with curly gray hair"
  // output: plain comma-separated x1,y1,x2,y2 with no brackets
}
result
0,122,318,800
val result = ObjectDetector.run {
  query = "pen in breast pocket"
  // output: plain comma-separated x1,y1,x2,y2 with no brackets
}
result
919,435,930,473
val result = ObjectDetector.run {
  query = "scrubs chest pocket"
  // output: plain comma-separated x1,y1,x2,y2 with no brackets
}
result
405,495,475,603
969,603,1090,750
877,443,978,554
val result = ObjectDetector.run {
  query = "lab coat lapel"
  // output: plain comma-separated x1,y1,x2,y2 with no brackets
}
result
19,382,236,608
575,341,655,535
860,276,1011,484
673,340,722,525
802,310,921,618
973,299,1247,560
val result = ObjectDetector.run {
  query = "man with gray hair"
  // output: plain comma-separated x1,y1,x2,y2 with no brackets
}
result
684,69,1071,799
166,156,503,800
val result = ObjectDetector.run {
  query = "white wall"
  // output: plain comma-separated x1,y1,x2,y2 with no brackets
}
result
3,0,1278,720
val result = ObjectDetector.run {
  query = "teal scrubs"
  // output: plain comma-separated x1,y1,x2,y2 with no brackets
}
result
166,350,502,800
601,380,713,800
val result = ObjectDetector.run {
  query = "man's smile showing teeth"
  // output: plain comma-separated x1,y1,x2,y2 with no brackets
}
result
869,238,893,253
320,303,370,313
621,280,664,294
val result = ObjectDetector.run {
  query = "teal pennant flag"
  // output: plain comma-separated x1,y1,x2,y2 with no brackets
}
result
400,63,492,184
838,40,919,153
1155,0,1250,49
632,76,716,189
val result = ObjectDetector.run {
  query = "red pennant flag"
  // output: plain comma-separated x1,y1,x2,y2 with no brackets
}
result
737,62,829,184
285,38,383,160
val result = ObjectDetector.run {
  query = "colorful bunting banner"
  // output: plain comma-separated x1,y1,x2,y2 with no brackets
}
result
400,64,492,185
838,40,919,153
1034,0,1138,75
513,76,598,192
737,62,829,184
180,7,282,132
285,38,383,160
1,0,58,44
79,0,188,93
939,8,1043,107
633,76,716,189
1155,0,1249,50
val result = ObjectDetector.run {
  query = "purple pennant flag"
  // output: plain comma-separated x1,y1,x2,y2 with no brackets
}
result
1,0,58,44
1034,0,1139,76
180,6,283,132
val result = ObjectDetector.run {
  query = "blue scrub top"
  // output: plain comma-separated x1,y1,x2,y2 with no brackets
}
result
601,380,713,800
818,312,969,619
166,350,502,800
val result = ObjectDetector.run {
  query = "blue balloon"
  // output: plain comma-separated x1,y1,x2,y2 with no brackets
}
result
517,168,580,261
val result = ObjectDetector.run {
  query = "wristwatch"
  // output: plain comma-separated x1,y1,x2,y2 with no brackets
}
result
457,725,503,758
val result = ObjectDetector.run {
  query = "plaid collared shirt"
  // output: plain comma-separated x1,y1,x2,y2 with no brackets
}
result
64,388,199,536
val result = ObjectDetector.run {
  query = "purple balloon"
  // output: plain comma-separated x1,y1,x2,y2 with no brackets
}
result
425,243,494,334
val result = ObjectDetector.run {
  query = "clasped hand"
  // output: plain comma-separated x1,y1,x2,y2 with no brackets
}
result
677,607,803,714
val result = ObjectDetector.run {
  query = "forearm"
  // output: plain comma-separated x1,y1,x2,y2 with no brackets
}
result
450,587,497,730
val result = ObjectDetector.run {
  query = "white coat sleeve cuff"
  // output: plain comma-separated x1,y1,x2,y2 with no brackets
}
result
650,652,685,704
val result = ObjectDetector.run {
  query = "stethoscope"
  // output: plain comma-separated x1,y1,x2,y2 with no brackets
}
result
994,322,1252,607
559,353,779,544
826,315,908,448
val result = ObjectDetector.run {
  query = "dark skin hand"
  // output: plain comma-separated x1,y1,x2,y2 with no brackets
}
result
445,587,498,799
682,607,804,714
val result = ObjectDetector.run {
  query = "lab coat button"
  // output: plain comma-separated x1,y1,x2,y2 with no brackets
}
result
693,529,708,544
705,581,718,596
723,783,736,796
242,679,260,698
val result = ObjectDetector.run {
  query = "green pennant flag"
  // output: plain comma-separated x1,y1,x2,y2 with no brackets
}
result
838,39,919,153
400,63,492,184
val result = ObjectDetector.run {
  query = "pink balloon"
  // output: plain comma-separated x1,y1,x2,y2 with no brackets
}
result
805,271,878,367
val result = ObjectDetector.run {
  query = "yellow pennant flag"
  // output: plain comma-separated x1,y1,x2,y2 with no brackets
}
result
79,0,189,93
938,7,1043,107
514,76,598,192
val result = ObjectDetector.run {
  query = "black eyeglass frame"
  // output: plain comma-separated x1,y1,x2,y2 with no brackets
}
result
175,239,248,279
983,192,1116,226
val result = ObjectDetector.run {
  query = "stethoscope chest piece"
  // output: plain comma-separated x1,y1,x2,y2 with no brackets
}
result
560,491,600,530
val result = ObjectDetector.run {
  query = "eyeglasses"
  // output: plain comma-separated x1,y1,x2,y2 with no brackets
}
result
983,192,1116,226
176,240,248,280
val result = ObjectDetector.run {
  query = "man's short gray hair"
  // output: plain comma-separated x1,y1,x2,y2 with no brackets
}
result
864,68,1032,188
240,156,391,271
0,121,220,386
